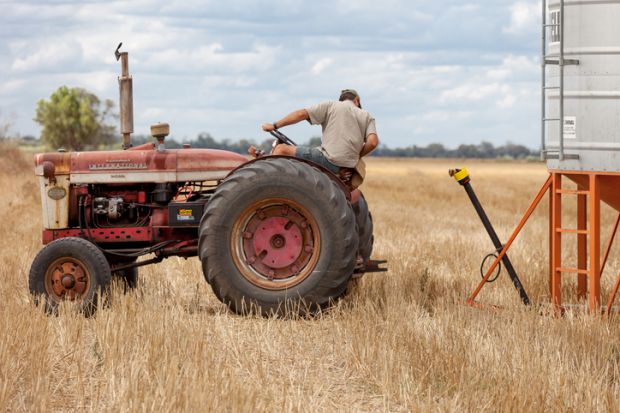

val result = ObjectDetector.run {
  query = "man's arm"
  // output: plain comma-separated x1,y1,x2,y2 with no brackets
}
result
261,109,310,132
360,133,379,157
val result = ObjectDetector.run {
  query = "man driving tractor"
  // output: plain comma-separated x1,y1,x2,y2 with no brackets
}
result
254,89,379,178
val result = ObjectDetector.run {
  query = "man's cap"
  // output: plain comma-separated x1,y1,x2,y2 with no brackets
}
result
340,89,360,99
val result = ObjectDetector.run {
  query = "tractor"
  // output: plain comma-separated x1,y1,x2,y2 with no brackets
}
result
29,45,383,316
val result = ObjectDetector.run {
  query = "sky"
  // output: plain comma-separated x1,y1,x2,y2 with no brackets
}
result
0,0,541,148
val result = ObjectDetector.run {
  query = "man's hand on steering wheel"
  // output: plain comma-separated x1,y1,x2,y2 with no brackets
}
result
261,123,277,132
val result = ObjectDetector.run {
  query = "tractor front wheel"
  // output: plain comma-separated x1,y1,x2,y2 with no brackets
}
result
29,237,112,315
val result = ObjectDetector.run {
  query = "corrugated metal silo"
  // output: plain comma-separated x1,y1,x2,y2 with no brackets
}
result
543,0,620,171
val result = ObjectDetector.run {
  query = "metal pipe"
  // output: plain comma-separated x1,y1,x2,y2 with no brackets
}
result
559,0,565,161
449,169,532,305
111,256,163,272
461,183,531,305
541,0,547,159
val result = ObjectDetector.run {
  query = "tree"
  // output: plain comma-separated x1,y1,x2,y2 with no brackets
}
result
35,86,116,151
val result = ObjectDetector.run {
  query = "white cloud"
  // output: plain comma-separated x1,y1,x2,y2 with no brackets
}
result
311,58,333,75
449,4,480,13
504,1,540,35
486,55,538,80
11,42,76,72
143,43,278,74
497,93,517,109
0,79,26,95
440,83,505,102
420,111,474,122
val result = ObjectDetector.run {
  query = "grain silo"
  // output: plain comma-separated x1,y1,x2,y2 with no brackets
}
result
542,0,620,313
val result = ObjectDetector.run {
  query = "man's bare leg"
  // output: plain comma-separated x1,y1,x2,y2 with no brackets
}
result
272,144,296,156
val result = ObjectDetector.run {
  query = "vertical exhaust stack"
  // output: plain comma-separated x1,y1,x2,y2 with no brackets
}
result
115,43,134,149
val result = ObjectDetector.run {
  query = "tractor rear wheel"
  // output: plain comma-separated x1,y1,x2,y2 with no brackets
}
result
29,237,112,315
198,157,358,315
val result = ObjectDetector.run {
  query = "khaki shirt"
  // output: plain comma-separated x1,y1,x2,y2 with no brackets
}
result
306,100,377,168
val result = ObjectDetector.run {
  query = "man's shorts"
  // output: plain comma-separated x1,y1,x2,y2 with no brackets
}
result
295,146,340,174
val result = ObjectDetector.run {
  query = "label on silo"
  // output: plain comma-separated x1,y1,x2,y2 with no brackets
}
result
563,116,577,140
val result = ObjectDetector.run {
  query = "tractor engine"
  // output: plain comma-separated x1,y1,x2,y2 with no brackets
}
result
85,186,152,227
93,196,127,221
34,145,247,249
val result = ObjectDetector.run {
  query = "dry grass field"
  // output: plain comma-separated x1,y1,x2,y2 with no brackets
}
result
1,146,619,412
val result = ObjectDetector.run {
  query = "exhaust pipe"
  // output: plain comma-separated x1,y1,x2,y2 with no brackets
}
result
115,43,133,149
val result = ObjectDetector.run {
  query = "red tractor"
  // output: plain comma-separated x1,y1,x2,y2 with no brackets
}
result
29,45,383,316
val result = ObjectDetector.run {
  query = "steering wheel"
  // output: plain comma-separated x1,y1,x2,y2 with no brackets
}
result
269,130,297,146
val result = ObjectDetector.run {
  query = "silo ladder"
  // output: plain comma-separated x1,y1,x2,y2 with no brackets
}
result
541,0,579,161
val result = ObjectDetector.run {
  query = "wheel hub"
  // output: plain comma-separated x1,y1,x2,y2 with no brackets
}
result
234,201,319,289
61,274,76,289
270,234,285,249
251,216,302,269
46,259,90,301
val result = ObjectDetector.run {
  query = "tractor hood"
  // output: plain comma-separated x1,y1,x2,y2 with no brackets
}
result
34,144,248,184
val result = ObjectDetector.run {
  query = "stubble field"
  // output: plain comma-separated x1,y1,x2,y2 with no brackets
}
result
1,146,619,412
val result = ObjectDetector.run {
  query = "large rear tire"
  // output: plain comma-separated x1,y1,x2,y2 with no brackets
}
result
29,237,112,316
198,157,358,315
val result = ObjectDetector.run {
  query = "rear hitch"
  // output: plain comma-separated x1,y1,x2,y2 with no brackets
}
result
354,259,387,274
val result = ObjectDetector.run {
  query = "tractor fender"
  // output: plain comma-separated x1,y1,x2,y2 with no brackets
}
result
225,155,351,201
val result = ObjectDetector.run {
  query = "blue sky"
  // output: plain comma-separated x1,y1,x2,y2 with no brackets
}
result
0,0,541,148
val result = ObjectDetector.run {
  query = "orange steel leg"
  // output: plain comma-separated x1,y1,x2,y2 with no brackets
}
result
466,175,552,305
551,173,562,311
600,212,620,280
606,271,620,315
577,193,588,300
548,183,553,296
588,174,601,312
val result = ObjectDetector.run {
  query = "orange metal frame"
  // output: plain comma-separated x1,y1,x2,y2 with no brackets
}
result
466,171,620,315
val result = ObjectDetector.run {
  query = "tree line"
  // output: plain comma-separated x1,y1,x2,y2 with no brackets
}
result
22,86,539,159
128,134,538,159
371,141,537,159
